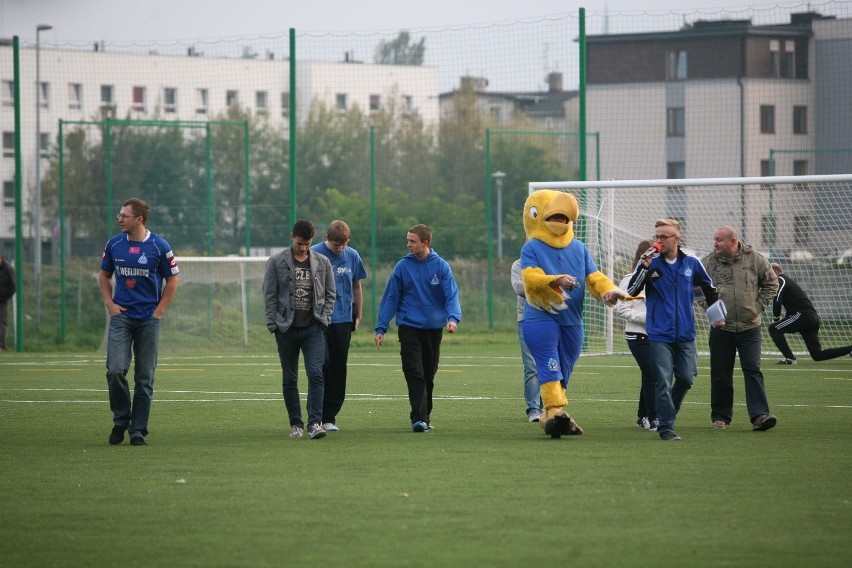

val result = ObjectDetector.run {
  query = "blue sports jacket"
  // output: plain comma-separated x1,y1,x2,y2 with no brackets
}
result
627,248,718,343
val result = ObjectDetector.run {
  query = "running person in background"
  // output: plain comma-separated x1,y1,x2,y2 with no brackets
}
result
99,197,180,446
769,263,852,364
311,220,367,432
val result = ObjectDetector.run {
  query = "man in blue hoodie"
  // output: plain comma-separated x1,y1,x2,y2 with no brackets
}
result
375,224,462,432
627,219,721,441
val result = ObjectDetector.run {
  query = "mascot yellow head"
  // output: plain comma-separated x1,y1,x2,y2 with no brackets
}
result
523,190,579,249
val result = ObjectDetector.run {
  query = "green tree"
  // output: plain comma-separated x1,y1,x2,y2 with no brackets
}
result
374,31,426,65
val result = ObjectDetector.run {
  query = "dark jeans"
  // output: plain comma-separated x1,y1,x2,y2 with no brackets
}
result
275,321,326,428
627,334,656,420
770,311,852,361
322,322,354,424
650,340,696,434
398,325,443,424
105,315,161,438
0,299,8,350
709,326,770,424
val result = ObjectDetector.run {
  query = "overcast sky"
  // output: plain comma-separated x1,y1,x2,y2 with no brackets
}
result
0,0,775,42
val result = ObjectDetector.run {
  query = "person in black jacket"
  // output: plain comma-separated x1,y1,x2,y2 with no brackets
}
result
769,263,852,364
0,254,15,352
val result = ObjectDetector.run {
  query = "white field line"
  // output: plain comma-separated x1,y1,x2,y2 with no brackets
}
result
1,388,849,409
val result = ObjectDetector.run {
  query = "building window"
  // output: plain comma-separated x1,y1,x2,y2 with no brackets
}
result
667,161,685,179
770,40,795,78
2,80,14,107
132,86,146,113
2,131,14,158
196,88,208,114
335,93,347,110
39,132,50,159
100,85,114,104
793,106,807,134
403,95,413,112
489,106,502,123
226,90,239,107
760,105,775,134
666,107,685,137
781,40,795,78
760,159,774,189
794,215,810,246
760,215,770,246
255,91,268,113
369,94,381,112
68,83,82,110
163,88,177,113
281,92,290,118
3,180,14,207
666,50,687,80
793,160,808,176
38,82,50,109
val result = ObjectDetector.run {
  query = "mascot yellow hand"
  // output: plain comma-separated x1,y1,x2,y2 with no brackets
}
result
586,271,622,302
522,267,569,313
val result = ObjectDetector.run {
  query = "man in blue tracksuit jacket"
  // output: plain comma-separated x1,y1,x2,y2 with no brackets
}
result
375,224,462,432
627,219,719,441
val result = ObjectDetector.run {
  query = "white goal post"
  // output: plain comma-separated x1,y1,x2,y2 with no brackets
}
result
528,174,852,355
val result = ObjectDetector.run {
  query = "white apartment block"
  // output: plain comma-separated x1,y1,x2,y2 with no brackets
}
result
0,43,439,254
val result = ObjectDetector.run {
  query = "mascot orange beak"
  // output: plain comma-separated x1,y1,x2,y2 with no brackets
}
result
542,192,578,237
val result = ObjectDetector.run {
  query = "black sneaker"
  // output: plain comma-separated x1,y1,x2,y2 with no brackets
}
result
130,436,147,446
109,426,126,445
752,414,777,432
659,431,682,441
777,358,797,365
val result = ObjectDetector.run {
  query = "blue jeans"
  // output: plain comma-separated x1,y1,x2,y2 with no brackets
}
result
518,321,542,416
275,321,326,428
650,340,697,434
105,315,161,438
709,326,770,424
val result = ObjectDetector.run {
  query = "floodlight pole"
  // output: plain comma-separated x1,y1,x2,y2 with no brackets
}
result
492,171,506,262
34,23,52,326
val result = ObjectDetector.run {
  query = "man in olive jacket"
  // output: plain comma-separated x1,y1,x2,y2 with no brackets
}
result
263,220,336,440
701,226,778,432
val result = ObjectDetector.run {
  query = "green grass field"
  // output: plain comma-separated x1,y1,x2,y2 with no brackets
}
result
1,334,850,567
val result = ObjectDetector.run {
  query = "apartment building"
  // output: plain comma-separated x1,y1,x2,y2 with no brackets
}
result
0,43,439,256
584,12,852,255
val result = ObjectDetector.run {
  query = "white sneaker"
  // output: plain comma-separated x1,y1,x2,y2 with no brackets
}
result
636,417,650,429
290,425,304,438
322,422,339,432
528,410,542,423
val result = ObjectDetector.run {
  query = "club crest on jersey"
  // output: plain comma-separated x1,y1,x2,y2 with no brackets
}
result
684,267,693,278
138,253,148,265
431,274,440,285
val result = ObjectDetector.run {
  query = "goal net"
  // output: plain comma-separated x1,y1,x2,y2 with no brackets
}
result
528,174,852,355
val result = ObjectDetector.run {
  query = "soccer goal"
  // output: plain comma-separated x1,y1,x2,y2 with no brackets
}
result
528,174,852,355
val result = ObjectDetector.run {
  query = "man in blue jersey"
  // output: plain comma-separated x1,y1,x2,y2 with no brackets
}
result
375,224,462,432
311,220,367,432
627,219,721,441
99,198,180,446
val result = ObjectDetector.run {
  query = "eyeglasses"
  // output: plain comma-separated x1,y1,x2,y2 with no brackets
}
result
116,213,138,220
654,234,677,241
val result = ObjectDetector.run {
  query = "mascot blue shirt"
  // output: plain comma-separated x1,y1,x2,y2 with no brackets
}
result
521,239,597,326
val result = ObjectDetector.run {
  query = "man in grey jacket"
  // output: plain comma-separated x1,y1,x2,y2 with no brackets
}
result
702,226,778,432
263,220,336,440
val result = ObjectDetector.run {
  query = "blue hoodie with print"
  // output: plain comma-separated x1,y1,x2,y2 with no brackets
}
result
375,250,462,334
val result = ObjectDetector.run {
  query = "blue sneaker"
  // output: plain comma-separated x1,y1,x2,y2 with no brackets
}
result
412,421,428,432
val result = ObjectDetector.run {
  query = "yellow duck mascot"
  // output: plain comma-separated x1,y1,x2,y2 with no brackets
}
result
521,189,627,438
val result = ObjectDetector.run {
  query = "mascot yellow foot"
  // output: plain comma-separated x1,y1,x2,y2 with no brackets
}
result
540,381,584,439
